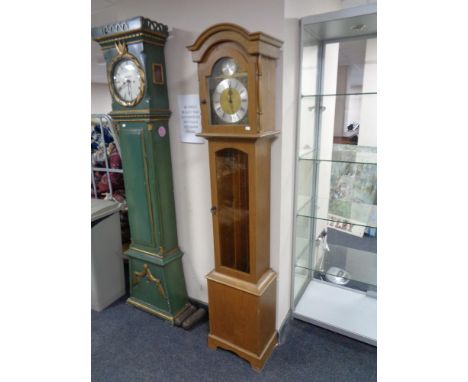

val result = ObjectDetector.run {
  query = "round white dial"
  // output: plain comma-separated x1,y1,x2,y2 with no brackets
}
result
112,59,143,102
212,78,248,123
221,58,238,76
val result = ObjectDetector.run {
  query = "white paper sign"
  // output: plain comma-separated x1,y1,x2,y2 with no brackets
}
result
177,94,204,144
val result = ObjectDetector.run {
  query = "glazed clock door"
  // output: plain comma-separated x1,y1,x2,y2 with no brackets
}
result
210,144,252,279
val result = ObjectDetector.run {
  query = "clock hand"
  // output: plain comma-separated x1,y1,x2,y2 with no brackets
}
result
227,82,234,113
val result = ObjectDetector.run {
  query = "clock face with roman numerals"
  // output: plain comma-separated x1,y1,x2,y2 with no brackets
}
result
208,58,249,125
212,78,248,123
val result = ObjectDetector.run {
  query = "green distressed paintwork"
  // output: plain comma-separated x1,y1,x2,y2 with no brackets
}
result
92,17,189,320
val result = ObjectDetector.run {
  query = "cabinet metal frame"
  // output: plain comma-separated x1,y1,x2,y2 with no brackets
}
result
289,4,377,316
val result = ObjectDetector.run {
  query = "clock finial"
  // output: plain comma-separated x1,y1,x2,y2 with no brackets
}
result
115,41,127,56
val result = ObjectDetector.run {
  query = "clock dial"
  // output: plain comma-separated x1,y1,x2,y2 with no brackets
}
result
212,78,248,123
112,59,144,103
208,57,249,125
221,58,238,76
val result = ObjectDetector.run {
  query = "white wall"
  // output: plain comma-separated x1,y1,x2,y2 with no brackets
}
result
286,0,342,18
275,17,300,328
91,83,112,114
92,0,290,328
285,0,376,18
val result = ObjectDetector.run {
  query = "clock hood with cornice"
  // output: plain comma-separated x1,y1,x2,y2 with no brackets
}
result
92,16,171,120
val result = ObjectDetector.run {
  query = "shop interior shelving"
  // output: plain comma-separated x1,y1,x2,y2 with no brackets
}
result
291,4,377,345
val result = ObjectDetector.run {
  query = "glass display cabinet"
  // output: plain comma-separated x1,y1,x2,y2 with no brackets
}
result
291,5,377,345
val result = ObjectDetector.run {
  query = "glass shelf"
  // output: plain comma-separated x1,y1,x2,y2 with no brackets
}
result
293,245,377,293
298,93,377,159
296,158,377,228
297,247,377,292
294,214,376,291
297,200,377,229
299,145,377,164
295,215,376,252
301,91,377,98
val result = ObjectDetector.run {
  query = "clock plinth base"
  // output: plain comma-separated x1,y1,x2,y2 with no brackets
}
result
127,247,189,323
127,297,190,324
206,269,278,371
208,332,277,372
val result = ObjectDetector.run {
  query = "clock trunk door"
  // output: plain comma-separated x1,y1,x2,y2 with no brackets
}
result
209,141,255,281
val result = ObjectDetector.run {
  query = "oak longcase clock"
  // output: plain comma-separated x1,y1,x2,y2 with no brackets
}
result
188,23,282,371
92,17,191,323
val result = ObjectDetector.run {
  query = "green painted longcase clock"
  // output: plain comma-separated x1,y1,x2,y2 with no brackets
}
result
92,17,190,323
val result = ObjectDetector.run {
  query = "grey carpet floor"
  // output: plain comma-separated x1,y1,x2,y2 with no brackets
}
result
92,298,376,381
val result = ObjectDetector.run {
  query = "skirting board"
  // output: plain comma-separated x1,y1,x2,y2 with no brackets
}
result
278,309,292,345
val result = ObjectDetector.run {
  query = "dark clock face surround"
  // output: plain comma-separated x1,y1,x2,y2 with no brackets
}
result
208,57,249,125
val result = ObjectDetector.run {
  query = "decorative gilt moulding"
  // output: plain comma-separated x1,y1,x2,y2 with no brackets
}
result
197,131,280,140
92,16,169,49
107,41,146,108
126,298,190,323
130,245,181,259
109,109,172,122
132,264,167,299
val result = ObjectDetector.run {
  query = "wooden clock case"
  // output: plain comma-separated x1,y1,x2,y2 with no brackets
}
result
188,23,282,371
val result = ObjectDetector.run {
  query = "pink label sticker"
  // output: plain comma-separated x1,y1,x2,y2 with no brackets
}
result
158,126,166,137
